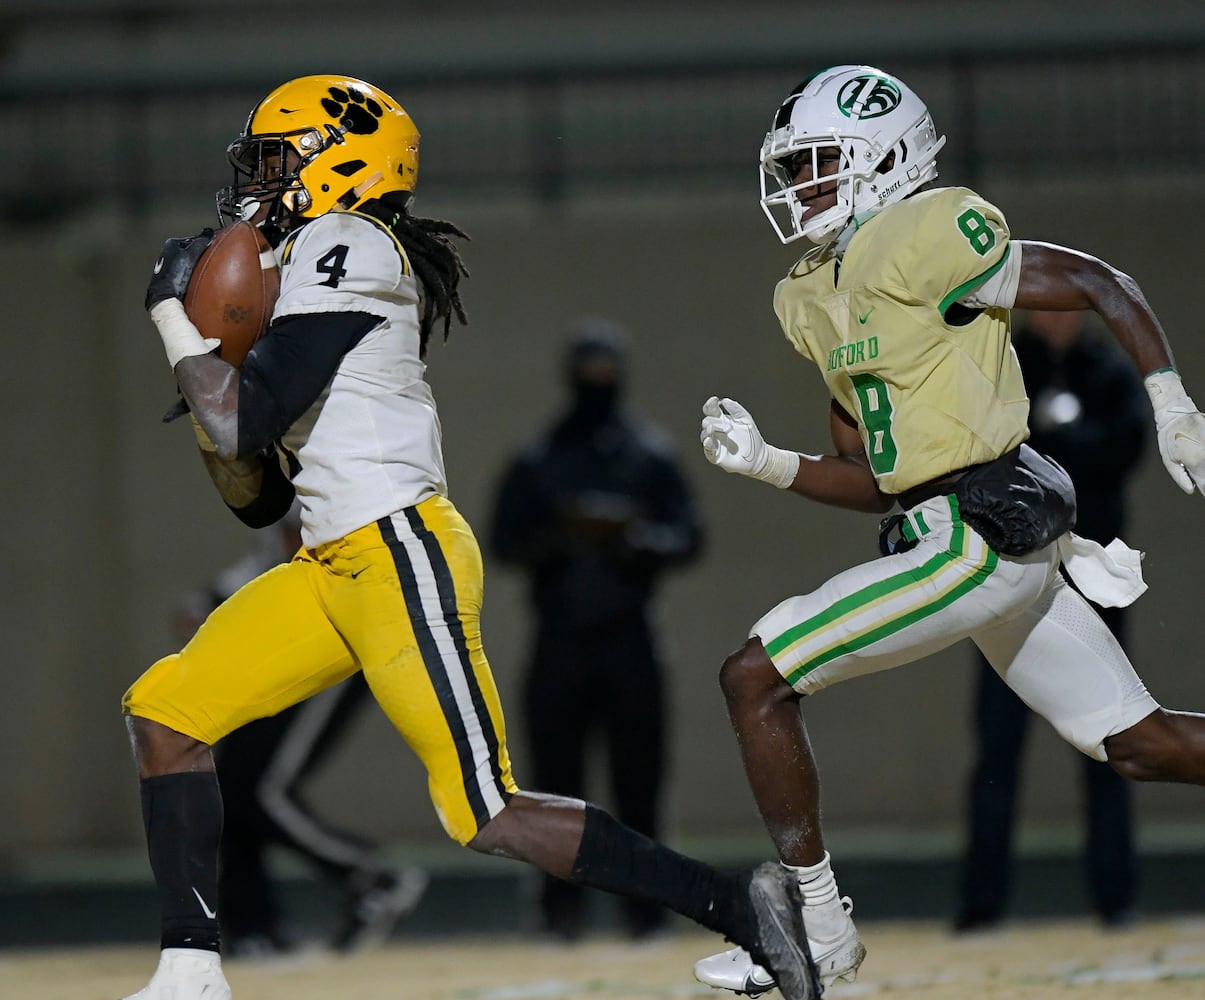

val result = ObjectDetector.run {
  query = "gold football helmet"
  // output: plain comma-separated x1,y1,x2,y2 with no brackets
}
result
217,75,419,234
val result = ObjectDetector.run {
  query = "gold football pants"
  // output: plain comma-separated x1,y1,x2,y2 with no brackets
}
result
124,495,518,843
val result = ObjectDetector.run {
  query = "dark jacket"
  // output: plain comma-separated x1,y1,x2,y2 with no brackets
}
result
490,408,703,634
1015,327,1149,544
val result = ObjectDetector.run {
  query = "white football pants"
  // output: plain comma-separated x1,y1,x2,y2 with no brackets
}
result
753,494,1158,760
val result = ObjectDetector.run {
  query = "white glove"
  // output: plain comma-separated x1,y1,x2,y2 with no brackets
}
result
1145,370,1205,496
700,396,800,489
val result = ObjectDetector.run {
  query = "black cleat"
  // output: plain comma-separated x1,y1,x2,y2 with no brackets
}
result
746,861,824,1000
331,866,429,953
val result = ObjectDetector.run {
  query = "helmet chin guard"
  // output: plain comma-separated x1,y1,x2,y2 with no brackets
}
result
759,65,946,249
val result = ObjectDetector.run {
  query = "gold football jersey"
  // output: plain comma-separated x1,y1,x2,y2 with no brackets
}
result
774,187,1029,494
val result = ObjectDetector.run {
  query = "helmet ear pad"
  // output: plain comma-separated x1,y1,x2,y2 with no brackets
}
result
281,186,312,215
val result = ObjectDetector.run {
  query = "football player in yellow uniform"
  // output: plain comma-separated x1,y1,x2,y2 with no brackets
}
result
121,76,822,1000
694,64,1205,997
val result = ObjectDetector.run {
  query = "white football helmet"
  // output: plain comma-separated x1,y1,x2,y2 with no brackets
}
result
759,65,946,247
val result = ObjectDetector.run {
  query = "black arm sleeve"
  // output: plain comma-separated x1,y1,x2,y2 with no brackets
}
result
236,311,381,458
226,448,297,529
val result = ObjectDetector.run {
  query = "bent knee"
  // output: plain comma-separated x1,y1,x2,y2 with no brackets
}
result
1105,709,1181,781
447,806,499,849
127,714,211,777
719,637,792,704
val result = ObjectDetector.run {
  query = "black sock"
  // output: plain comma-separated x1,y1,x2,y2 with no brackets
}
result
568,804,756,946
140,772,224,952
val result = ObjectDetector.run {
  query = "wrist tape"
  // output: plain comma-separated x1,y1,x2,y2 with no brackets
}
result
150,299,219,369
1144,369,1197,421
756,445,801,489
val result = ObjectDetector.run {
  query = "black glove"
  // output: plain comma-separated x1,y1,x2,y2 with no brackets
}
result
162,396,191,423
145,228,214,310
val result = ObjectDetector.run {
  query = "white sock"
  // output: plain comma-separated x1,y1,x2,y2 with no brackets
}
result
782,852,840,907
156,948,224,973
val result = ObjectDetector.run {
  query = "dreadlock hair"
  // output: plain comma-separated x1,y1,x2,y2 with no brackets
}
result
358,191,470,358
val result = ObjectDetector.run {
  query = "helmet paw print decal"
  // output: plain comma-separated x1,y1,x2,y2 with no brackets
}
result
321,85,384,135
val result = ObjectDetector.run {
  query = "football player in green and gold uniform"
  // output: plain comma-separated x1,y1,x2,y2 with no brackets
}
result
120,75,822,1000
694,64,1205,997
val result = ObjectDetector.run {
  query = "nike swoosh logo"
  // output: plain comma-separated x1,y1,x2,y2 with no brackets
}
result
857,308,875,325
153,258,164,274
192,887,218,920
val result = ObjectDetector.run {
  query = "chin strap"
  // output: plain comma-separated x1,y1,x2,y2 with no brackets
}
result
832,208,884,255
802,208,880,262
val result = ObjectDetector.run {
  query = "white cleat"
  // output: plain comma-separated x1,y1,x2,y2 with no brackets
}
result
121,948,232,1000
695,895,865,996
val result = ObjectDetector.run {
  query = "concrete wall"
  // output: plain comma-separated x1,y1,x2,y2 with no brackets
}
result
3,170,1205,860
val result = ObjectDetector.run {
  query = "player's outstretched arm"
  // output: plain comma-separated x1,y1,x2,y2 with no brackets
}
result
699,396,892,513
1012,241,1173,373
1014,241,1205,496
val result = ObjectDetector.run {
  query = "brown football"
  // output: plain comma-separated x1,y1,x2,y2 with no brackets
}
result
183,221,280,367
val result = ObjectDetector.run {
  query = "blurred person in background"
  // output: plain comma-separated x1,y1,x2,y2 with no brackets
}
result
489,319,704,941
955,310,1148,932
173,504,427,959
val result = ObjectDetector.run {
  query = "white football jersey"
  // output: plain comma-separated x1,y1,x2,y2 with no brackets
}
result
272,211,447,546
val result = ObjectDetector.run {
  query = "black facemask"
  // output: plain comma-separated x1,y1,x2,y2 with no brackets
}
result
569,377,621,425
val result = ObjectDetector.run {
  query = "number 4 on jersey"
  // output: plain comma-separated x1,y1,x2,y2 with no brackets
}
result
317,244,350,287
